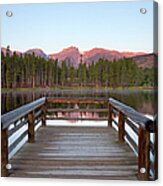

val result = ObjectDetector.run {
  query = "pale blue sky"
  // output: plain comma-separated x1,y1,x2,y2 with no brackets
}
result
1,1,154,54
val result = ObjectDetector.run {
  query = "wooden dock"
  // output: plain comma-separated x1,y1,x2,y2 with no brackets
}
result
1,97,157,180
9,126,138,179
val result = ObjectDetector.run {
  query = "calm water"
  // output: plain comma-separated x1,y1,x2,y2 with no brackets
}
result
1,89,156,115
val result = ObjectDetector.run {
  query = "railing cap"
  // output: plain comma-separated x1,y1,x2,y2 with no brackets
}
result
47,97,108,101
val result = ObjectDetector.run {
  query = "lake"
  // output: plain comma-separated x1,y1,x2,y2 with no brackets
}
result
1,89,156,116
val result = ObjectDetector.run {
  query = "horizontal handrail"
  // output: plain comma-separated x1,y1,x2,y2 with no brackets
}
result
1,97,46,130
109,98,154,132
47,108,108,113
47,97,108,104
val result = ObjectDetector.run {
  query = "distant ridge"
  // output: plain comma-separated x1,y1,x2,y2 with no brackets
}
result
1,47,48,60
1,46,155,68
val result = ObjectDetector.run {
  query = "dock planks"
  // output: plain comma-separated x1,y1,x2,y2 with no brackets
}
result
9,126,138,180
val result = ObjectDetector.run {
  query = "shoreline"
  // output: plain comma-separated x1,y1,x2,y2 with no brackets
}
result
1,86,156,93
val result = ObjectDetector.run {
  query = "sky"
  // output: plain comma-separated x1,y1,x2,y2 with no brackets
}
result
1,1,154,54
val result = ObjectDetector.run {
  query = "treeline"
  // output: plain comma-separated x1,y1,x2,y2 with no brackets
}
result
1,47,155,89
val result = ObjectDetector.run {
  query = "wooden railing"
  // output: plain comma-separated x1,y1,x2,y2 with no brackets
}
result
1,97,46,176
1,97,157,181
46,97,108,121
108,98,157,181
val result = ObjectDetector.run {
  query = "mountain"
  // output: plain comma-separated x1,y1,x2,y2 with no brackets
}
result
82,48,122,65
25,48,48,60
83,49,146,65
49,47,81,67
1,46,155,68
49,47,149,68
1,47,48,60
132,53,157,69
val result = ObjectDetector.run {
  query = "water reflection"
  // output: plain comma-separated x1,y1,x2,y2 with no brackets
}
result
1,89,156,115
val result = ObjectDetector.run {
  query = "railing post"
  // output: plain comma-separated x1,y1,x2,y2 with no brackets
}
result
118,112,125,142
138,127,150,180
41,104,46,127
27,111,35,143
1,128,9,176
108,103,113,127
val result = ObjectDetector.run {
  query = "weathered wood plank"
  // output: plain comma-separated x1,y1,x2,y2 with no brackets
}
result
10,159,137,166
9,172,138,180
9,126,138,180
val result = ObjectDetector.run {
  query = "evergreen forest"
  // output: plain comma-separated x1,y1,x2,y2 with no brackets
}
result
1,47,155,89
